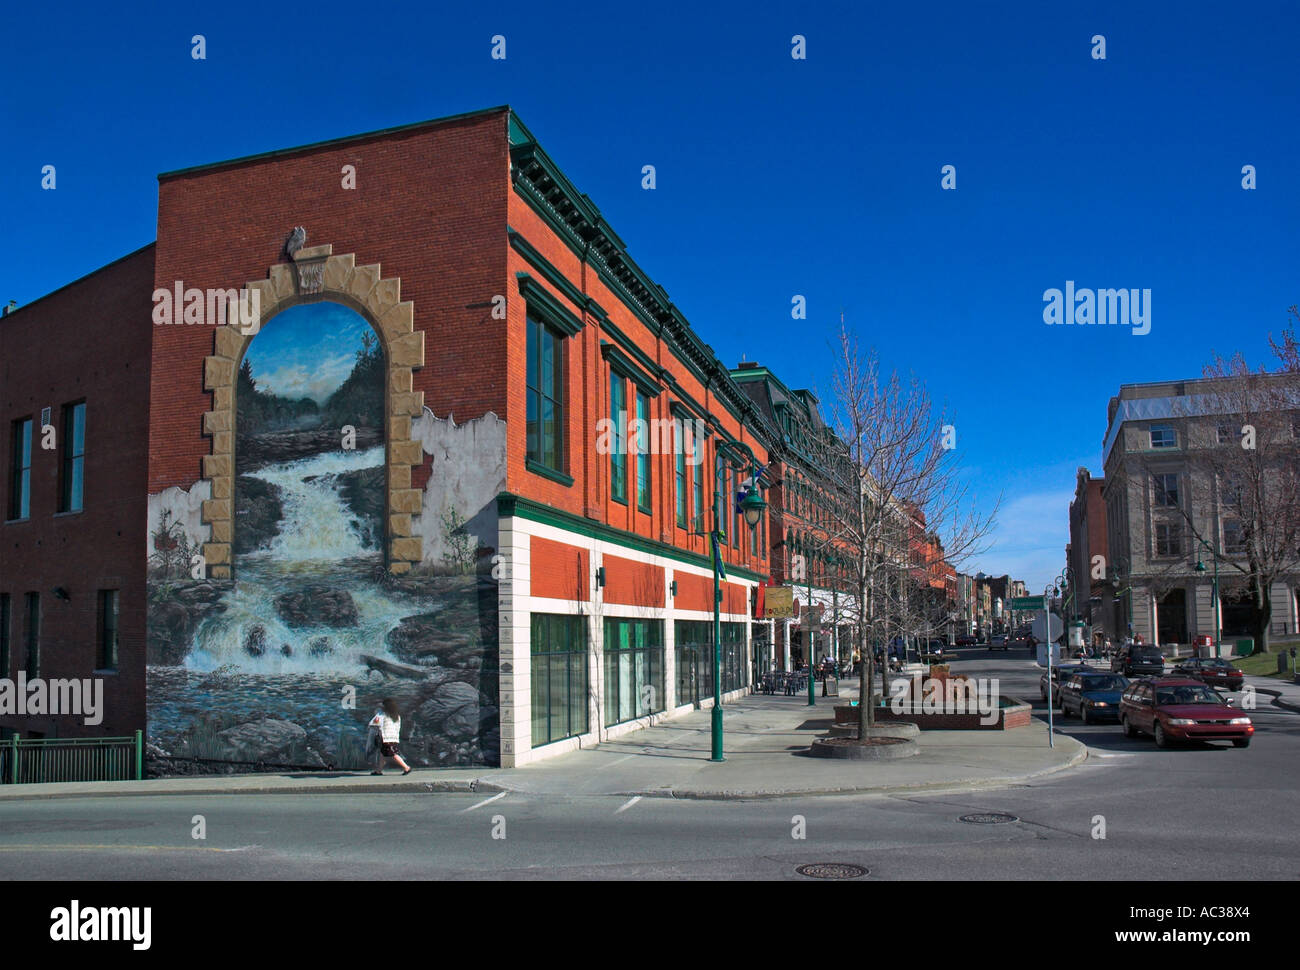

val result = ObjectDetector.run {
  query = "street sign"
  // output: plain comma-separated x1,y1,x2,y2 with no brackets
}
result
1031,612,1063,643
763,586,794,619
1011,596,1045,610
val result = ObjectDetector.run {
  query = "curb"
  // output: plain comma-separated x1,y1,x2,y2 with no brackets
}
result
0,739,1090,803
1251,686,1300,715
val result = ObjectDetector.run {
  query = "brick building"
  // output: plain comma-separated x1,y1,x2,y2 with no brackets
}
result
2,106,776,768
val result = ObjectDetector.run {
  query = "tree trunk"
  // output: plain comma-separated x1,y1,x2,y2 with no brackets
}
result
1253,582,1273,653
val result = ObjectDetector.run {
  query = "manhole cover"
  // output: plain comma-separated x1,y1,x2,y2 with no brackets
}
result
958,812,1019,824
795,862,869,879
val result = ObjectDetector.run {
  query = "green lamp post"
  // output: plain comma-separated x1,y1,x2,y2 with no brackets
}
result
695,468,766,763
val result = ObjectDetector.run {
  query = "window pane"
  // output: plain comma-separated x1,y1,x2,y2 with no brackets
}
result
526,318,539,391
526,389,539,461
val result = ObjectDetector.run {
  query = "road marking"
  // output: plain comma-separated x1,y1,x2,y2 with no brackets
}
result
615,796,642,814
460,792,507,813
0,843,256,853
1087,751,1138,759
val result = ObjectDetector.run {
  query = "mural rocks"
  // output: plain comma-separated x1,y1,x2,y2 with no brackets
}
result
307,635,334,657
214,717,327,767
273,585,359,627
243,625,268,657
233,476,284,554
337,465,384,547
146,581,230,665
236,426,381,472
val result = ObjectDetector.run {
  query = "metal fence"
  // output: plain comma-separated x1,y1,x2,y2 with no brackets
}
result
1,731,142,784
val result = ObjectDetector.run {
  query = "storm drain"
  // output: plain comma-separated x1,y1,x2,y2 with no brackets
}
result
958,812,1019,824
795,862,869,879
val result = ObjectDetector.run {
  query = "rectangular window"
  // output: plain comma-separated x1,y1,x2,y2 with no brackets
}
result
1149,424,1176,449
1222,519,1247,556
635,390,651,514
715,455,727,544
98,589,119,670
24,592,40,679
603,618,664,727
610,374,627,504
692,442,705,531
675,426,687,528
530,613,589,747
9,418,32,520
525,315,564,472
60,401,86,513
0,593,9,678
1216,424,1237,445
1154,523,1181,557
1152,473,1179,508
675,620,746,703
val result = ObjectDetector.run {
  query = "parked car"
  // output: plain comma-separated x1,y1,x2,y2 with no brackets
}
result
1059,672,1129,723
1119,677,1254,748
1040,663,1092,704
989,634,1009,651
955,635,977,647
1111,644,1166,677
1173,657,1245,691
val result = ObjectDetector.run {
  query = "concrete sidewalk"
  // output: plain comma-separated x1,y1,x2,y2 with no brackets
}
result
1244,673,1300,713
0,691,1086,802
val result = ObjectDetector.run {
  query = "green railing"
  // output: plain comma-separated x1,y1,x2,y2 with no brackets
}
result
1,731,142,784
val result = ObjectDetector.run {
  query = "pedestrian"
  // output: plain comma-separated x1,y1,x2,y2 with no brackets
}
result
368,698,411,776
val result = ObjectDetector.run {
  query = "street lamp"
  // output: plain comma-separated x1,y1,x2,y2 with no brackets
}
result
1110,563,1133,640
692,467,766,762
1194,535,1221,658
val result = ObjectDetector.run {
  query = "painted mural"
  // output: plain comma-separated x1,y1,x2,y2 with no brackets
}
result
146,299,503,774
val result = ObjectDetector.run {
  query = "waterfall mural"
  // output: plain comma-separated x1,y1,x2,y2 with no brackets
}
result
146,299,501,773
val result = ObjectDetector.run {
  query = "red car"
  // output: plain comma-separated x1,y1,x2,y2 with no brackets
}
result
1172,657,1245,691
955,635,977,647
1119,677,1254,748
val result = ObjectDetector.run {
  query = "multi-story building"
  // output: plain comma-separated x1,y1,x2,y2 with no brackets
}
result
1068,466,1112,639
2,107,779,769
1101,376,1300,649
731,362,854,670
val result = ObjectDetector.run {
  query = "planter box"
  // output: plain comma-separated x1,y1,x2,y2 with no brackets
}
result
835,698,1031,730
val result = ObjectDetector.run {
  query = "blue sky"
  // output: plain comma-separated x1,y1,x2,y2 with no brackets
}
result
3,1,1297,590
244,303,370,404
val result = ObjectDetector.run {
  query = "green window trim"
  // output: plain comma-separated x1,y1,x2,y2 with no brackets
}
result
526,314,565,474
508,228,608,324
676,441,687,529
635,389,652,515
602,343,662,397
60,401,86,514
526,458,574,487
531,613,590,747
517,273,584,336
611,371,626,507
9,417,32,521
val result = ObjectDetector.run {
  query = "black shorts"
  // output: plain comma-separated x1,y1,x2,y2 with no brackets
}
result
380,742,400,757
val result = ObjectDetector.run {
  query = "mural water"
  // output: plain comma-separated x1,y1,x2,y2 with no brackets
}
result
146,301,499,773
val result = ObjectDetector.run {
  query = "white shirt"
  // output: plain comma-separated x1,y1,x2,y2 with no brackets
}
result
369,711,401,743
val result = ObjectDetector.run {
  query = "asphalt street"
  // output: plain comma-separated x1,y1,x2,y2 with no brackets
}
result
2,647,1296,880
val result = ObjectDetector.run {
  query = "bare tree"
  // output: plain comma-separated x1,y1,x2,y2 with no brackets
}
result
821,326,998,739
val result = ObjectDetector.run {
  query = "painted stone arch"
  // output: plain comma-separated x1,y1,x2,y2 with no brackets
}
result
199,243,427,578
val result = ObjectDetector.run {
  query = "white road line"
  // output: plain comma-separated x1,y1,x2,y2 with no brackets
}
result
459,791,507,813
1088,751,1139,758
615,796,642,814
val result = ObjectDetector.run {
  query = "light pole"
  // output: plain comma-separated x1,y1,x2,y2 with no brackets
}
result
1110,563,1133,641
1195,535,1221,658
1044,580,1062,748
693,466,767,762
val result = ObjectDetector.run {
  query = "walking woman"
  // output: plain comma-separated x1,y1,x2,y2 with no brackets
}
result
368,698,411,775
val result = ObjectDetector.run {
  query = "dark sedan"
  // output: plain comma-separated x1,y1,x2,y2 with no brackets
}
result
1039,663,1093,705
1059,672,1129,723
1173,657,1245,691
1119,677,1254,748
1111,645,1166,677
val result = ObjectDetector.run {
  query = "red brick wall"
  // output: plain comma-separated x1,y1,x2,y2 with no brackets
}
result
602,554,664,609
150,109,510,493
530,536,589,602
505,194,769,578
0,245,155,737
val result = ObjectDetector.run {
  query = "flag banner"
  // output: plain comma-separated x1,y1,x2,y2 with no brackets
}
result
711,532,727,580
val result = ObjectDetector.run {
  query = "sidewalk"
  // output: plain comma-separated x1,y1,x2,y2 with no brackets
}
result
1244,673,1300,713
0,689,1086,802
